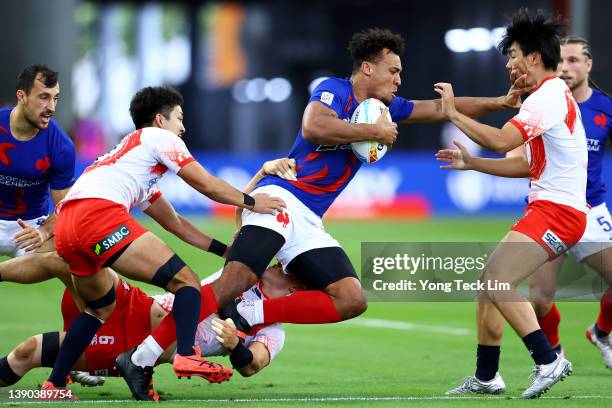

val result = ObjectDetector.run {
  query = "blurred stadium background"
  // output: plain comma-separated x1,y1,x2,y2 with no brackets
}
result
0,0,610,220
1,0,611,405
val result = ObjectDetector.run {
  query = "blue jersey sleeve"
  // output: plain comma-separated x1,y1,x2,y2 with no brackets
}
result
49,123,76,190
308,78,348,117
389,96,414,122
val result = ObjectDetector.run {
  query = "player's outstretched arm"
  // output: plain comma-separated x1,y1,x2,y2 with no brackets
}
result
178,161,286,215
144,195,229,258
302,101,397,145
402,74,534,124
434,83,524,153
436,141,530,178
211,318,271,377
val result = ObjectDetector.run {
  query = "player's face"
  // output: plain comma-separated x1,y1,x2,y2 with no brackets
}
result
558,43,591,91
261,264,306,298
160,105,185,137
20,74,60,130
505,42,535,86
367,49,402,105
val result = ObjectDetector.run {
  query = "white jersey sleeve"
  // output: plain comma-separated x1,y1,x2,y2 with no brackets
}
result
510,85,567,141
137,187,162,211
248,324,285,360
141,130,195,174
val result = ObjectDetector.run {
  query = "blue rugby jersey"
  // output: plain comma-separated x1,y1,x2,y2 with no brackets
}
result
580,89,612,207
256,77,414,217
0,107,75,220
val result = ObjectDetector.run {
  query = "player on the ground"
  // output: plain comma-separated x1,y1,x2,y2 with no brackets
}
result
527,36,612,368
122,27,536,389
0,64,74,257
0,264,299,401
40,86,285,399
434,8,586,398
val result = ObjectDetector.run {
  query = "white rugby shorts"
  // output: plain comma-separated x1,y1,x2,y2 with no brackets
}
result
0,216,47,257
241,185,340,268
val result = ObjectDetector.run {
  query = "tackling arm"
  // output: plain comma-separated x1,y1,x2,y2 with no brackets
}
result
178,161,286,215
436,142,530,178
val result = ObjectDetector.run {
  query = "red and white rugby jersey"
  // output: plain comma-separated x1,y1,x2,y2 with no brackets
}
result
57,127,194,212
509,76,588,213
153,269,286,360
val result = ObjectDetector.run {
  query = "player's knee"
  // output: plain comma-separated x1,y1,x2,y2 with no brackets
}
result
532,300,553,317
13,336,39,364
85,285,117,320
166,266,200,293
213,262,258,306
151,254,198,292
328,278,368,320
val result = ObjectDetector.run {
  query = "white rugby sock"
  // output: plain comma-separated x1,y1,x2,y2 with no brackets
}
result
131,336,164,368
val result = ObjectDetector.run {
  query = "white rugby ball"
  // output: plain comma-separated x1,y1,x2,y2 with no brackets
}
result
350,98,391,163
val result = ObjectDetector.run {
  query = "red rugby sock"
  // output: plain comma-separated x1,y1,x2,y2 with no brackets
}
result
537,303,561,348
263,290,342,324
597,288,612,333
151,284,218,350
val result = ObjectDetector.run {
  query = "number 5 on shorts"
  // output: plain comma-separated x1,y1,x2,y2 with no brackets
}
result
597,216,612,232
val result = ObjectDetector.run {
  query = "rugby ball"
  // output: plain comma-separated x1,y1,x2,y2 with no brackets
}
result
350,98,391,163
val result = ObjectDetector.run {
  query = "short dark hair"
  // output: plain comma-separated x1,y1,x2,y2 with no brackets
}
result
348,28,405,73
129,86,184,129
498,8,564,71
16,64,59,94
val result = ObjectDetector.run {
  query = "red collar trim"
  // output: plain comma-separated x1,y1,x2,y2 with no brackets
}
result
533,75,557,93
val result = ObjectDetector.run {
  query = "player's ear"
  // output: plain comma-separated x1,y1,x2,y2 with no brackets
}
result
15,89,26,104
361,61,373,76
153,112,164,128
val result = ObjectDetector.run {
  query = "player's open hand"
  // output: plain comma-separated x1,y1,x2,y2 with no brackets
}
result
372,108,398,145
502,70,536,109
433,83,457,118
435,140,473,170
263,158,297,181
14,219,48,252
211,317,240,351
251,193,286,214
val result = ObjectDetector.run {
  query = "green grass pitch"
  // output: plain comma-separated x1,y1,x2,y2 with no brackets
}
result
1,218,611,407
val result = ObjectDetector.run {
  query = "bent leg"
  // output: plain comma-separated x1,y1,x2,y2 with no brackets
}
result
529,256,564,349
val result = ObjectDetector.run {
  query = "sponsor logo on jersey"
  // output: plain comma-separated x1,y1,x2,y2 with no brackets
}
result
587,138,601,152
92,225,131,255
315,143,351,151
541,229,567,255
320,91,334,106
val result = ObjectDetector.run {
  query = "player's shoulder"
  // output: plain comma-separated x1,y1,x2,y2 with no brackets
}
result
587,89,612,115
47,118,75,150
140,127,184,146
314,77,352,96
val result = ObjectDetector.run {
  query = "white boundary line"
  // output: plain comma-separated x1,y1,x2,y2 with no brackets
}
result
2,395,612,404
341,317,471,336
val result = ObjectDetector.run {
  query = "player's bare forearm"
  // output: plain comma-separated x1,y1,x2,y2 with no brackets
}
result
237,342,271,377
303,113,375,144
469,156,530,178
170,215,215,252
449,111,516,153
302,101,395,145
454,96,510,118
179,162,249,208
